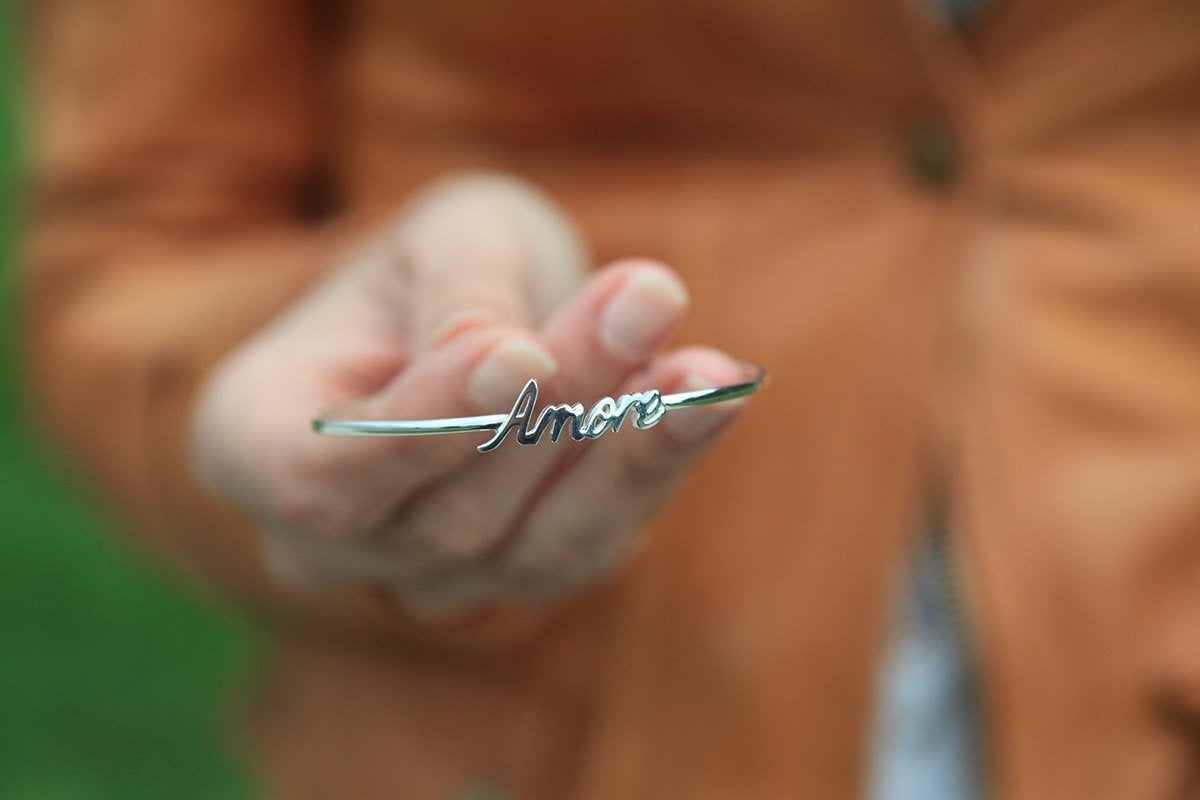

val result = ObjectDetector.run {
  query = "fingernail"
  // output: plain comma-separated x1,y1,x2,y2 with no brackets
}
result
662,373,742,443
429,308,501,349
468,336,558,410
599,269,688,361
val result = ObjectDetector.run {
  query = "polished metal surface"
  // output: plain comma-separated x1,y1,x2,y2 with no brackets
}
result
314,365,765,453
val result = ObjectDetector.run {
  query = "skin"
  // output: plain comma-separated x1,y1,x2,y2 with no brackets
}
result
190,175,752,620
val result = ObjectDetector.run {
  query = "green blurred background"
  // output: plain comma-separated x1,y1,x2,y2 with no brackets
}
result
0,8,256,799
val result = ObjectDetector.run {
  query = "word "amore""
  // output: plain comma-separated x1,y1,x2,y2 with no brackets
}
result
478,378,665,452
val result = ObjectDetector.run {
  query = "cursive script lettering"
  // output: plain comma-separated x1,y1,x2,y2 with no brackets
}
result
477,378,666,453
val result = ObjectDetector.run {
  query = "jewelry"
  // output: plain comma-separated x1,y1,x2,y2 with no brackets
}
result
313,366,765,453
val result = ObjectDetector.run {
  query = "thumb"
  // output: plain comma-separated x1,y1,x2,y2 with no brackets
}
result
391,174,591,353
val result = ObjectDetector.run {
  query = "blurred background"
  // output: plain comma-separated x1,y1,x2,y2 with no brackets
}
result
0,7,256,798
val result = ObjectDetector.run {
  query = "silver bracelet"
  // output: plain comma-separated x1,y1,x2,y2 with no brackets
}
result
313,366,765,453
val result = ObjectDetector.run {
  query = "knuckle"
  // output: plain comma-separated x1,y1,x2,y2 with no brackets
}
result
270,467,338,536
404,486,501,565
394,173,584,267
267,441,353,539
398,173,540,241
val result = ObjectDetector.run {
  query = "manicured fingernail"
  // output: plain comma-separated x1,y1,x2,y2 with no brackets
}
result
468,336,558,410
663,373,741,443
429,308,501,349
599,269,688,361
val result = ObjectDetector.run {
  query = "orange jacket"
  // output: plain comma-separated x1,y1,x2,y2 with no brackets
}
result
25,0,1200,796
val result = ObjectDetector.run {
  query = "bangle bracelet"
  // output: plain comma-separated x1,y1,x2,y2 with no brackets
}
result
313,365,765,453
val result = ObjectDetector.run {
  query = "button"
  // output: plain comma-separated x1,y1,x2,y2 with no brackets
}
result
905,122,962,188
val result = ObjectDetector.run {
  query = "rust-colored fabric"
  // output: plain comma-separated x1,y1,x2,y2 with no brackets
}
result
22,0,1200,797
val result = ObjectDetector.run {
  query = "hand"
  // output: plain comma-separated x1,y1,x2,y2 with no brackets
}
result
191,175,751,620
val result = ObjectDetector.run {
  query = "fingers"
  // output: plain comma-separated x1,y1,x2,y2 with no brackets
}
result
237,175,587,541
497,348,752,599
394,348,752,616
377,260,689,578
276,324,557,541
541,257,690,396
